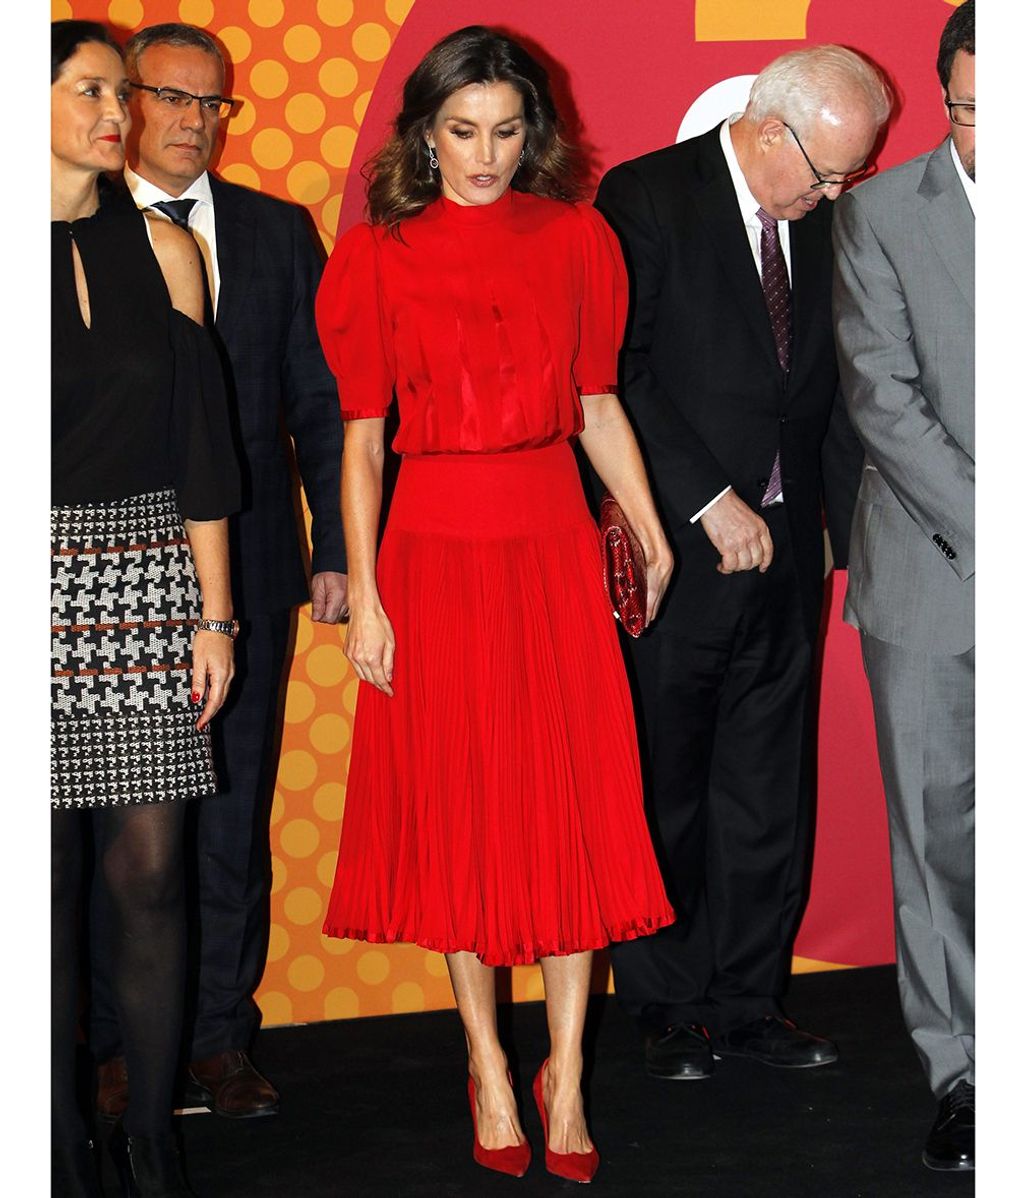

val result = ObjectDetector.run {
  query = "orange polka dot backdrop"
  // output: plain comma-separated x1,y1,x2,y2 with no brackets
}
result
51,0,470,1026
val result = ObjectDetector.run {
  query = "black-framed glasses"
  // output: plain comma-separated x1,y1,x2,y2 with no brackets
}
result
130,82,236,119
783,122,871,191
945,100,975,127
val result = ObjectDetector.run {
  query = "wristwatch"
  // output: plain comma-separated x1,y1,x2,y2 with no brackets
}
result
196,618,240,639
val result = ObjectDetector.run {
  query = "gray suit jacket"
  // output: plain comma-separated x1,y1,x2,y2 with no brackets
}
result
832,138,975,655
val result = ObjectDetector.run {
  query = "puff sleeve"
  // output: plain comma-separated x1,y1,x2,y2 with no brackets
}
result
315,221,395,420
169,310,241,521
572,203,628,397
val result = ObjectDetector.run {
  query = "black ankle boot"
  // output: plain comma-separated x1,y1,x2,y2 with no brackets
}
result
52,1138,102,1197
109,1124,197,1197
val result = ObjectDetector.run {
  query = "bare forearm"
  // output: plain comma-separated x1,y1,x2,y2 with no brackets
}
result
342,421,386,606
340,419,395,695
183,518,232,619
579,392,674,624
579,393,664,556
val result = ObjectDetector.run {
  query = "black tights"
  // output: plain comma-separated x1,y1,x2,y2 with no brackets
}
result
52,800,187,1143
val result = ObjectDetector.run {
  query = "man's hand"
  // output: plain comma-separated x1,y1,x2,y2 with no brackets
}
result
310,571,349,623
699,490,774,574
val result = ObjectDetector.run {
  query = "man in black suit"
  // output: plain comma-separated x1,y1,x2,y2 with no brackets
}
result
92,23,346,1118
595,46,889,1079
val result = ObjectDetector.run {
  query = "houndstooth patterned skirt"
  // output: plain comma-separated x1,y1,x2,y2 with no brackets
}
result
51,489,218,809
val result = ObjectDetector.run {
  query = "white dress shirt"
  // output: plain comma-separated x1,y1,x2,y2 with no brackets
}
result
719,114,792,278
689,118,792,523
125,166,221,315
950,137,976,216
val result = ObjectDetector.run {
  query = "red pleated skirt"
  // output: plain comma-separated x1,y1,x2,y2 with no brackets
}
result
323,441,674,965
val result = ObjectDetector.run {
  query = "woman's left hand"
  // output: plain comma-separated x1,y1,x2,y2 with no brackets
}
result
191,629,235,730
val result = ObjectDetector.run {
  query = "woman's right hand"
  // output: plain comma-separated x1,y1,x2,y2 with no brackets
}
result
344,601,396,697
643,536,674,627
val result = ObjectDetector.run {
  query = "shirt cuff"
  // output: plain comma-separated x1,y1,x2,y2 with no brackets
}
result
690,485,732,524
339,409,389,421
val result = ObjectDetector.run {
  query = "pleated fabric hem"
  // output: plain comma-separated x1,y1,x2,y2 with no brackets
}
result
325,444,675,964
322,912,676,968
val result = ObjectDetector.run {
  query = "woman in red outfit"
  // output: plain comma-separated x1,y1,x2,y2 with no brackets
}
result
316,27,674,1183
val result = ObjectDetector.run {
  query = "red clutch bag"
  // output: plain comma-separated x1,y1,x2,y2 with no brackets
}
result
599,494,647,638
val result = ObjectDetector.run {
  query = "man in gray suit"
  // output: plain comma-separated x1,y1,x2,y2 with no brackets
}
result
832,0,974,1172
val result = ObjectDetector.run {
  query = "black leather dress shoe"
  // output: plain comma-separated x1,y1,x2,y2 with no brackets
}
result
712,1016,838,1068
923,1079,974,1171
645,1023,714,1079
186,1050,279,1119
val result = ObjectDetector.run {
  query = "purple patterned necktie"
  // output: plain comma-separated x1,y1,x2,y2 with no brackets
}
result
756,207,791,507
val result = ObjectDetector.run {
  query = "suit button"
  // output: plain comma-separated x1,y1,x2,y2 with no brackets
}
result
756,477,768,489
932,533,943,545
947,548,957,560
779,415,788,424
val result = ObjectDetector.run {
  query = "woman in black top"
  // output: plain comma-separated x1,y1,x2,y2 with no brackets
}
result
51,21,239,1197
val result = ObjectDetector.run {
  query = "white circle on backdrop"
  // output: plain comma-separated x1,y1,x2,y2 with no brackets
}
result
676,75,757,142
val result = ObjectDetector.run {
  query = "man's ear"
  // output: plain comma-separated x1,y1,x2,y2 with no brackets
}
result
757,117,787,151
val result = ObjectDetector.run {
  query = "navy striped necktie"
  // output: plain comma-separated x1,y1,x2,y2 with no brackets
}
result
150,198,197,231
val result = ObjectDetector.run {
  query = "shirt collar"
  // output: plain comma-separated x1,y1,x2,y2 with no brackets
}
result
124,165,214,210
719,115,766,226
949,138,975,217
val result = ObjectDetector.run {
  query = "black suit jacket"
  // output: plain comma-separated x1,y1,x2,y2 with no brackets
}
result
208,175,344,617
596,126,861,639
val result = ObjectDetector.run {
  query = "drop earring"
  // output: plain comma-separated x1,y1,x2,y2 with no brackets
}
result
428,146,439,170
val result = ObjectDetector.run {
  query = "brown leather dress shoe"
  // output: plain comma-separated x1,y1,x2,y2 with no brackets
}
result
96,1055,129,1123
187,1049,279,1119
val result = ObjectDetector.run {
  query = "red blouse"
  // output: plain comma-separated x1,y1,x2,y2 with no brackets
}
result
315,187,628,455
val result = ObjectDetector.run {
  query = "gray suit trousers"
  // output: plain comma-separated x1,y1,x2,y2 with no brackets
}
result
861,634,974,1097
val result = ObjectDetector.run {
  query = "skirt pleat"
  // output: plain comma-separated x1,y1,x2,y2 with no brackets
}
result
324,443,674,965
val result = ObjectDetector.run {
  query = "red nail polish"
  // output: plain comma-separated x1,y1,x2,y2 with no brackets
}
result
191,692,200,703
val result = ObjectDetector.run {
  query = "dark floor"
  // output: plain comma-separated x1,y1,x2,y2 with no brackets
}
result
93,966,972,1197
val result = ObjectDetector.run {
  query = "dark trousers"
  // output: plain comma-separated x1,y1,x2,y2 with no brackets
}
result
91,610,293,1062
611,512,816,1034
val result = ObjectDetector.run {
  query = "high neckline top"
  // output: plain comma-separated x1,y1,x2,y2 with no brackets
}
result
437,185,515,225
315,191,627,456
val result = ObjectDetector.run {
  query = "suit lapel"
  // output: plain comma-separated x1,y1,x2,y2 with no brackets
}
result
209,175,256,336
919,140,974,312
788,205,828,391
692,131,782,378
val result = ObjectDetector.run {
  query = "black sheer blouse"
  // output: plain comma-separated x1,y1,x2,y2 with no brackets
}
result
51,184,239,520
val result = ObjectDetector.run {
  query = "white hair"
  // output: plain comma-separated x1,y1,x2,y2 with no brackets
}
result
745,45,891,132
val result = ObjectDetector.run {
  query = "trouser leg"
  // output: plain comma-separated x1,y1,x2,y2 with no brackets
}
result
186,611,292,1058
612,517,814,1033
861,634,974,1097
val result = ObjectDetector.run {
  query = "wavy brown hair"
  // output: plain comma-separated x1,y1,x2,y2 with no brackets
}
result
366,26,579,233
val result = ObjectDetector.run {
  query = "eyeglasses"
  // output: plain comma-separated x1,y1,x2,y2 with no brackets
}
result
129,83,236,119
944,100,975,127
783,122,871,191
